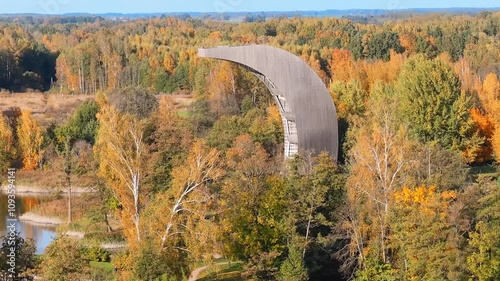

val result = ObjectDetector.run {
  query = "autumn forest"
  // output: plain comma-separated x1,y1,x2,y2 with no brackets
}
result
1,10,500,281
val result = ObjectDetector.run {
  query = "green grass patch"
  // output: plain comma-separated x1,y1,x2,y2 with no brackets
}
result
178,110,191,117
195,258,232,267
90,261,114,272
83,230,126,243
470,165,499,178
198,262,243,281
89,261,116,281
68,217,105,233
62,215,125,244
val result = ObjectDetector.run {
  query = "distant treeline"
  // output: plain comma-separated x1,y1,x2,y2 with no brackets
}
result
0,44,56,92
0,11,498,94
1,7,500,24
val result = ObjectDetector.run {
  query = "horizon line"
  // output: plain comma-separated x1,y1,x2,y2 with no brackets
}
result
0,7,499,16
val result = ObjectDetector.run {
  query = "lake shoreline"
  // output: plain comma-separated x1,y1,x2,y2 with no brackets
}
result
0,185,92,194
19,212,63,226
18,213,127,250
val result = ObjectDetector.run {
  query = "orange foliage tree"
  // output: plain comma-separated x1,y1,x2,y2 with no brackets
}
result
470,108,494,163
360,50,404,92
483,75,500,161
476,73,500,162
329,48,356,83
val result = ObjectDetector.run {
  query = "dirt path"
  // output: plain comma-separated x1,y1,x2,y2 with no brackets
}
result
187,262,231,281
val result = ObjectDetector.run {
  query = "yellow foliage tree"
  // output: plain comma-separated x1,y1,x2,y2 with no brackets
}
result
0,114,14,171
493,132,500,163
308,52,328,83
142,139,223,263
162,52,176,74
454,58,475,92
394,185,456,211
480,73,500,120
207,61,242,116
17,110,44,170
399,33,417,56
96,100,148,244
344,116,412,267
391,186,464,280
267,104,282,126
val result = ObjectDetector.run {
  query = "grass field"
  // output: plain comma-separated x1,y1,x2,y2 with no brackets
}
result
90,261,116,281
0,92,95,126
90,261,115,272
0,92,194,126
197,263,244,281
178,110,192,117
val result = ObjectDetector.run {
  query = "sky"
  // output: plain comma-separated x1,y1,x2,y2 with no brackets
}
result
1,0,499,14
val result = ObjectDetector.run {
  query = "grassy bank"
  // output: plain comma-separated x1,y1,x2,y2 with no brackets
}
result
197,263,243,281
6,169,97,191
19,212,62,226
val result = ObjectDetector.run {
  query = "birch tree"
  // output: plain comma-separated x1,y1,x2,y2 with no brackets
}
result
160,140,223,251
95,88,157,244
339,84,412,275
141,138,223,266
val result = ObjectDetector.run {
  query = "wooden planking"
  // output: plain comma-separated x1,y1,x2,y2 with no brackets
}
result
199,45,338,161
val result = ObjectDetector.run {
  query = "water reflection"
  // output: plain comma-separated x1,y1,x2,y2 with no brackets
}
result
0,193,56,254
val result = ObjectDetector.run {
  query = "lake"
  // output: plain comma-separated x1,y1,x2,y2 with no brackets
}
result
0,193,56,254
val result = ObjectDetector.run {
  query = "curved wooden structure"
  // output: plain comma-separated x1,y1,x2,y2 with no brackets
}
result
199,45,338,161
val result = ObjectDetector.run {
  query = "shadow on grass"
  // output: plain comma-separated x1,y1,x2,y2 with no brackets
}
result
470,164,499,178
